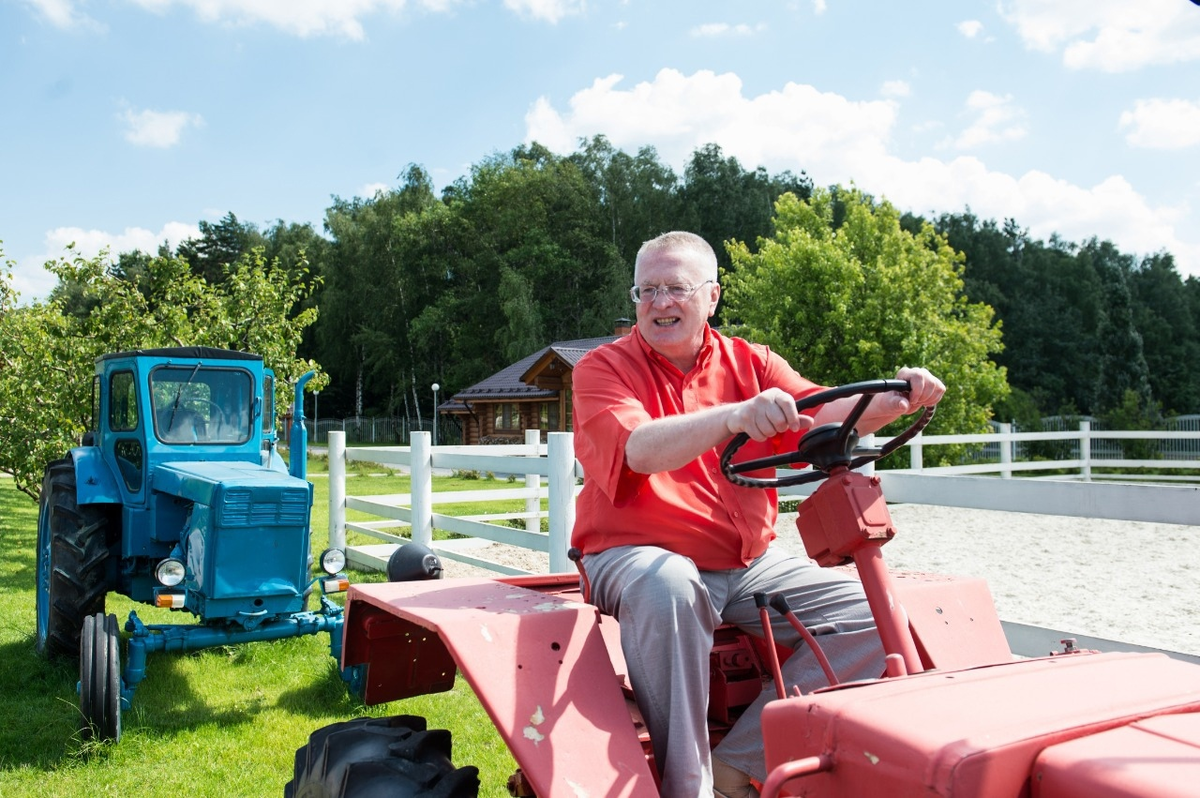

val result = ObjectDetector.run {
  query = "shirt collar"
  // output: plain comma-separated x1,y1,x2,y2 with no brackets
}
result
632,324,716,376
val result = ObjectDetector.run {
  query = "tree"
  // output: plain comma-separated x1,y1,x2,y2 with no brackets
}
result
1127,252,1200,415
569,135,683,266
0,243,323,500
317,165,450,419
1082,239,1152,414
935,212,1104,416
176,212,267,285
722,188,1009,445
677,143,813,287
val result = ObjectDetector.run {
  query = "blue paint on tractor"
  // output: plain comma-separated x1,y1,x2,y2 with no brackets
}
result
34,346,352,741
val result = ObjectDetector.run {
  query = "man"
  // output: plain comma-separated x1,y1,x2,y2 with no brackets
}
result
570,231,944,796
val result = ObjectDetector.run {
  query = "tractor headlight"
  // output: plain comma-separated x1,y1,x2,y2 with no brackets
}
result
319,547,346,575
155,558,186,587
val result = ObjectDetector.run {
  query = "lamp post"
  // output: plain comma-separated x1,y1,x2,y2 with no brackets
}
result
431,383,440,447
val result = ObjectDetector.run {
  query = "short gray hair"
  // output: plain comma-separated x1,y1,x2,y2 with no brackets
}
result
634,231,718,281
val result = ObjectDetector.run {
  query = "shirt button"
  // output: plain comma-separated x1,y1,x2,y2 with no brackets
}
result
733,512,740,518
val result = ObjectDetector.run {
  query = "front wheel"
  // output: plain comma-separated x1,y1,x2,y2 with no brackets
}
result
284,715,480,798
79,612,122,742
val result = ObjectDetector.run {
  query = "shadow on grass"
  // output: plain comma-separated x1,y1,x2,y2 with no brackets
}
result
275,659,368,717
0,637,84,769
0,631,331,771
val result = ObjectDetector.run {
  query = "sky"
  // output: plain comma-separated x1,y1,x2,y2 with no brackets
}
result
3,0,1200,302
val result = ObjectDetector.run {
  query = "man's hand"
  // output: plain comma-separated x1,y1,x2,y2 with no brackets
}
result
626,388,815,473
860,366,946,430
873,366,946,418
811,367,946,434
725,387,814,442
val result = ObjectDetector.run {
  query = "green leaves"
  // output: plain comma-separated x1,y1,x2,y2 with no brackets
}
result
722,187,1009,443
0,243,323,500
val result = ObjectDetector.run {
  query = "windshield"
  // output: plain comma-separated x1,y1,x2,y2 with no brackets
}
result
151,365,253,445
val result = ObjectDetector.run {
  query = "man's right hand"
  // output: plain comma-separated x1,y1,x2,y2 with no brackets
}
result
725,388,814,442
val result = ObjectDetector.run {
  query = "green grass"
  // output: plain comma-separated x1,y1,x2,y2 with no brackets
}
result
0,467,531,797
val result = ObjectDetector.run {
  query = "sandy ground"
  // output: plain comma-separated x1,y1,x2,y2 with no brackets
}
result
437,504,1200,656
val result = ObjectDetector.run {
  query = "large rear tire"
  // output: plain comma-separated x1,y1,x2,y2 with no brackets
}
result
35,458,115,659
284,715,480,798
79,612,122,742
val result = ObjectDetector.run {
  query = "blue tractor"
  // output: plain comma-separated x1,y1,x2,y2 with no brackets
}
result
34,346,352,742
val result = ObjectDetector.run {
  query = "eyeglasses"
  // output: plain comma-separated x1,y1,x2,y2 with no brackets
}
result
630,280,715,304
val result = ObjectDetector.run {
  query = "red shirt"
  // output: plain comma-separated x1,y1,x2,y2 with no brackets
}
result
571,325,821,570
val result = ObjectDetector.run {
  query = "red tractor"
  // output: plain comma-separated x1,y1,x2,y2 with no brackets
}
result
286,381,1200,797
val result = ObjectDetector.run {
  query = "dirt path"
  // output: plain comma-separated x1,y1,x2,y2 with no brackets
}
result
436,504,1200,656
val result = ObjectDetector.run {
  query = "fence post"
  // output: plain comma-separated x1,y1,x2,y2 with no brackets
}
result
525,429,541,534
410,431,434,546
998,422,1012,479
861,434,875,477
547,432,575,574
328,431,346,552
909,435,923,470
1080,420,1092,482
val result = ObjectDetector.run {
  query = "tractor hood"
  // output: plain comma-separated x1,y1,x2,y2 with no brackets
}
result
153,461,312,526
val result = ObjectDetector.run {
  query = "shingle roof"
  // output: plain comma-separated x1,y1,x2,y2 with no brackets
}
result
441,335,618,408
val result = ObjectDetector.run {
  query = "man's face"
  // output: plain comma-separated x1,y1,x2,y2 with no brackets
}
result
633,247,721,371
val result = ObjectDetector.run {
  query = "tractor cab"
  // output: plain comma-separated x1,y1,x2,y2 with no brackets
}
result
90,347,284,505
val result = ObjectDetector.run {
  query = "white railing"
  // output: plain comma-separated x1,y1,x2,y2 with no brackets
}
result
329,424,1200,576
330,430,581,575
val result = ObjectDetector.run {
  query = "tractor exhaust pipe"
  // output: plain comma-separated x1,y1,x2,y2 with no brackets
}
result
289,371,315,481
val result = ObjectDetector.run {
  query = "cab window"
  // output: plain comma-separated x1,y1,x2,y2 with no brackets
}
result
151,365,253,445
109,371,138,431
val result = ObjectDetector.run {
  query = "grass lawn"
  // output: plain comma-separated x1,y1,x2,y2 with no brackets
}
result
0,455,533,797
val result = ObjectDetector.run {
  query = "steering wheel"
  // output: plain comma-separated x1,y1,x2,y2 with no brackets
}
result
178,398,228,434
719,379,936,489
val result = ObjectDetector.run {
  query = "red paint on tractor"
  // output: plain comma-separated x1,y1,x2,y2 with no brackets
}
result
342,576,658,797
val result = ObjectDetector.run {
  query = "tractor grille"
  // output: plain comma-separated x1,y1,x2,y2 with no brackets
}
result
221,488,309,527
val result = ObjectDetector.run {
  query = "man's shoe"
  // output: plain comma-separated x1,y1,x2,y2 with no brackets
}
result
712,755,757,798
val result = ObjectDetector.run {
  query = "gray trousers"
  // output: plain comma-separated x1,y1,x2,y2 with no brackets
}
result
586,544,883,797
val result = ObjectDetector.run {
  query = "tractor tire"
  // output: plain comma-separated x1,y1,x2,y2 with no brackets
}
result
79,612,122,742
284,715,480,798
35,458,115,659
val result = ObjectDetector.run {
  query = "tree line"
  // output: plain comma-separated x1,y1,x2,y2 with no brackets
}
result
3,134,1197,493
162,135,1193,427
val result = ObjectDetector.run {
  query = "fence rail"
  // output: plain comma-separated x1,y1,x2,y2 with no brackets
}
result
289,415,462,446
329,424,1200,577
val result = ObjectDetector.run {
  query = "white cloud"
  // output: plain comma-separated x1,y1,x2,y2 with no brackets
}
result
1119,98,1200,149
127,0,439,39
880,80,910,98
691,22,765,38
527,70,899,188
811,0,826,14
116,0,579,37
957,20,984,39
20,0,106,31
998,0,1200,71
503,0,584,24
945,90,1028,150
120,106,204,148
9,222,201,303
525,68,1200,277
359,182,391,197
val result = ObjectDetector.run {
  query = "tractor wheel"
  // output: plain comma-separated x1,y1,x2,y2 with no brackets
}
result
284,715,480,798
35,458,115,659
79,612,122,742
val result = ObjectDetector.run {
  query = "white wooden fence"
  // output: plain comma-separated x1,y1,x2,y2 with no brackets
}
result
328,424,1200,576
